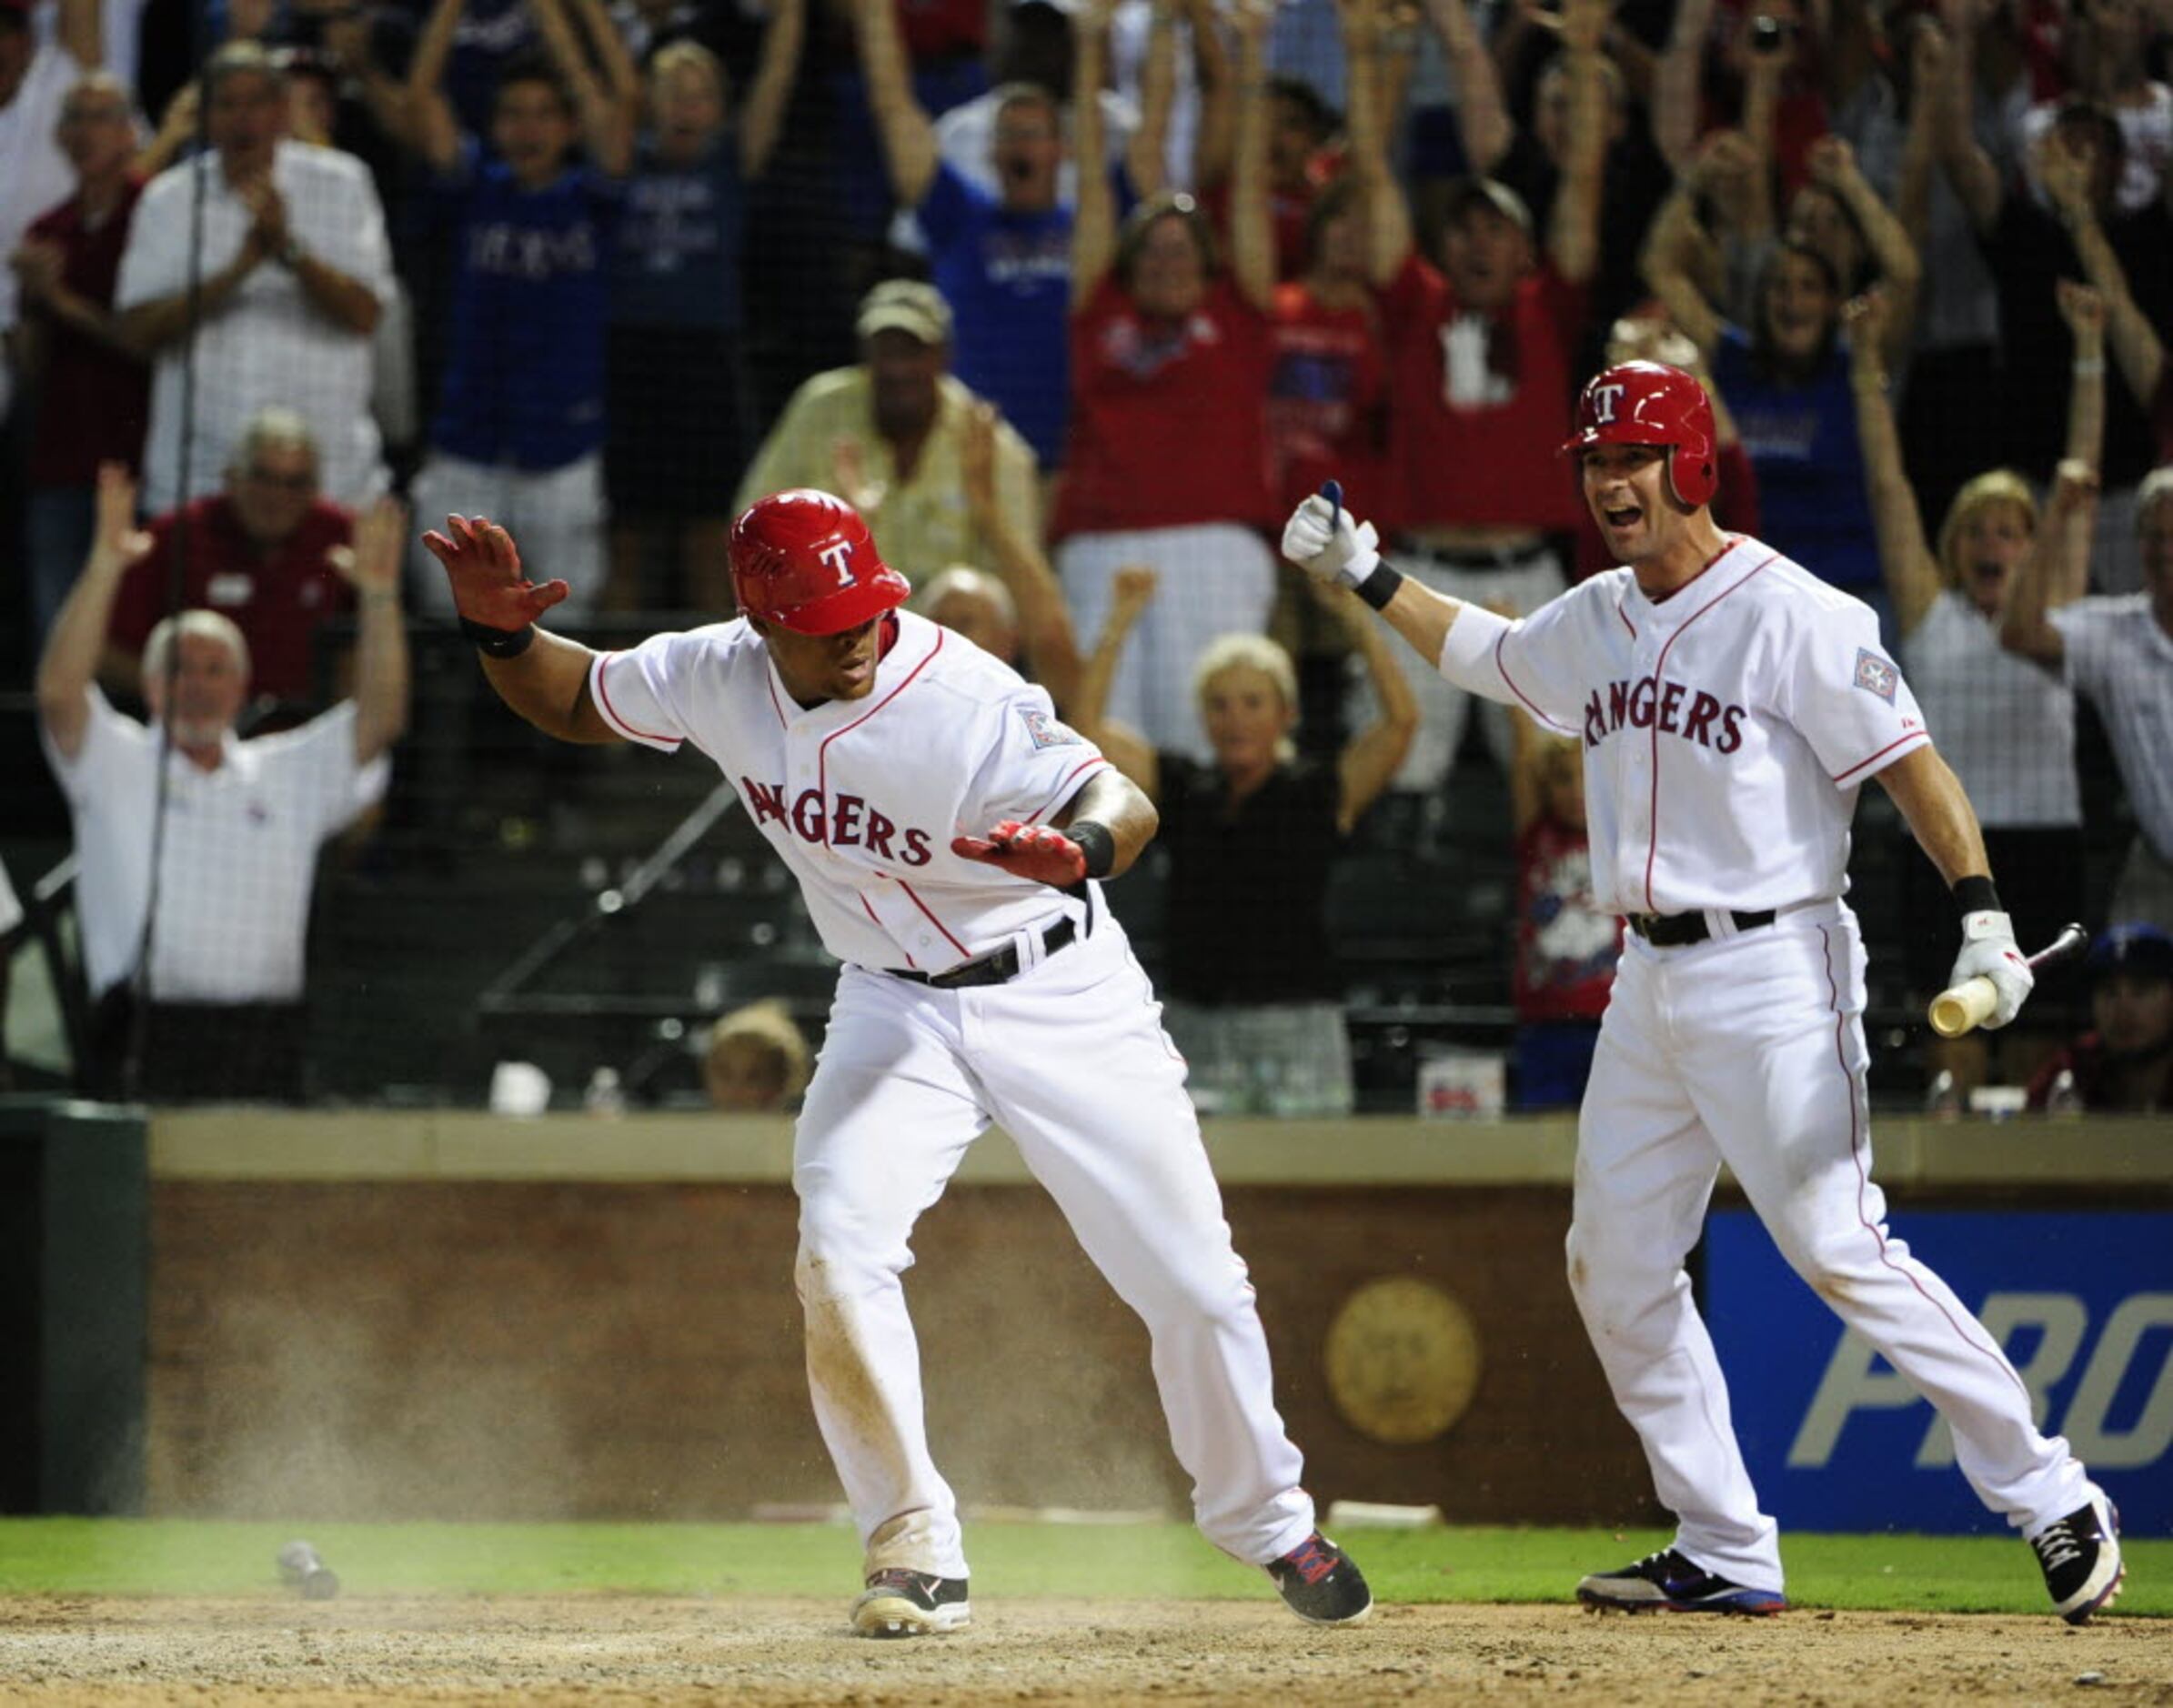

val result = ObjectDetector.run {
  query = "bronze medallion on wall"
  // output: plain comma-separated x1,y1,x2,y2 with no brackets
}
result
1323,1277,1482,1445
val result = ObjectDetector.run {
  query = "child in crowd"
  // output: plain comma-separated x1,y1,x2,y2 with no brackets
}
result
1505,706,1618,1110
606,16,802,614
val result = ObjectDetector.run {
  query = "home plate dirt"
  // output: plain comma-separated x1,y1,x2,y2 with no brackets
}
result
0,1597,2162,1704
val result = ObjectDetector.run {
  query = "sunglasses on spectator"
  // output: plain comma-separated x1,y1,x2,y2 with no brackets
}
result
244,465,317,491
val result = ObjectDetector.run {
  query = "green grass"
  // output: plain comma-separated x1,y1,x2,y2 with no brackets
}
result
0,1520,2161,1616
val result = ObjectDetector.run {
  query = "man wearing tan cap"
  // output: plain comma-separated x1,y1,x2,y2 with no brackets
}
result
736,278,1041,587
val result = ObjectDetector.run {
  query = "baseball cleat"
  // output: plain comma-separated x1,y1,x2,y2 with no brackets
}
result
1267,1532,1373,1625
1575,1548,1786,1614
2029,1496,2124,1624
850,1568,971,1638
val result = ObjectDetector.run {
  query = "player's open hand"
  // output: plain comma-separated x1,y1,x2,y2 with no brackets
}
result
421,513,570,631
951,819,1088,888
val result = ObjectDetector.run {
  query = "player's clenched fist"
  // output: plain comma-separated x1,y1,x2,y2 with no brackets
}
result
1281,492,1381,589
420,513,571,633
1948,910,2034,1029
951,820,1088,888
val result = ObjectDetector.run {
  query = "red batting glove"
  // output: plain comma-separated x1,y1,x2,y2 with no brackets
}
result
419,512,571,630
951,820,1088,888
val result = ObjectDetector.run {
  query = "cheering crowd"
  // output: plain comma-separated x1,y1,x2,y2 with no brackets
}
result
3,0,2169,1111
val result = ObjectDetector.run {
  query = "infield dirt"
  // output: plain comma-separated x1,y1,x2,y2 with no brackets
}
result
0,1596,2164,1704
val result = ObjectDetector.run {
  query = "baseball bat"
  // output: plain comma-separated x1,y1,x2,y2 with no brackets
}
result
1320,479,1343,530
1928,921,2087,1039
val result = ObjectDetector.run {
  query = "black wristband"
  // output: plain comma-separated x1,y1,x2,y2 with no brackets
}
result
460,615,536,658
1951,875,2002,917
1066,819,1117,880
1354,561,1405,612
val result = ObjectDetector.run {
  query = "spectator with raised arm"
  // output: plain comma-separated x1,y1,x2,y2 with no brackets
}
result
1423,0,1669,363
1266,0,1395,520
403,0,638,618
605,15,803,613
929,395,1081,708
2048,130,2172,465
737,277,1042,585
1936,34,2173,593
1053,0,1278,763
857,0,1162,470
1854,282,2101,1094
1073,566,1416,1114
114,41,391,513
1643,127,1909,631
1362,0,1605,795
35,463,407,1102
2001,459,2173,933
8,69,149,649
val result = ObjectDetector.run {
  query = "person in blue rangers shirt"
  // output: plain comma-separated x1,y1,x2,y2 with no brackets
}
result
603,19,803,614
400,0,638,616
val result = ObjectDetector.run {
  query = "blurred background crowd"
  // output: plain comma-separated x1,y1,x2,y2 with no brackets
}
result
0,0,2167,1118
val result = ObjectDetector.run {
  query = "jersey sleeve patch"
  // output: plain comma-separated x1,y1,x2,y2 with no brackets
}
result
1017,706,1083,749
1853,647,1899,704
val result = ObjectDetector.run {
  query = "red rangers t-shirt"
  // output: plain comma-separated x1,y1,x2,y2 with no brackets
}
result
1382,252,1588,534
1267,279,1398,525
107,496,357,704
1053,275,1275,539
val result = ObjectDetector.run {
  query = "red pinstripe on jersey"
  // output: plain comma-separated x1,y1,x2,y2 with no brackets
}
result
1641,545,1780,910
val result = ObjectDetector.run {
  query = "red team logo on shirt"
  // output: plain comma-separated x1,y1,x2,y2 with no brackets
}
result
1582,675,1748,752
739,779,934,864
1853,648,1898,703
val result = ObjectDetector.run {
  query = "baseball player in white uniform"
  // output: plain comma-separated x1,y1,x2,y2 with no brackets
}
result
424,487,1372,1636
1283,362,2126,1623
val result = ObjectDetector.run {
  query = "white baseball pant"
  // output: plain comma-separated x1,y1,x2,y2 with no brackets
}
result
1567,900,2096,1592
792,913,1317,1578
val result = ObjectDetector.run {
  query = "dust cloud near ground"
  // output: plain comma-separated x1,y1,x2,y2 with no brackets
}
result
0,1596,2164,1705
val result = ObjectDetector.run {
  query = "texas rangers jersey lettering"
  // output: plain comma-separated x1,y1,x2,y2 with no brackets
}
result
587,610,1109,972
1437,538,1930,914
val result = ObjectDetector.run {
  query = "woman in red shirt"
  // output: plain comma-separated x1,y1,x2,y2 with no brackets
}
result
1051,0,1276,763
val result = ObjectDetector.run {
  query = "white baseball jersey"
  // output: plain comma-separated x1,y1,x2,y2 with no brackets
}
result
1435,538,1931,915
586,609,1111,972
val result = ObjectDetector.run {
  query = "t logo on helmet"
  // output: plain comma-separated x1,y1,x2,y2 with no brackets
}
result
1589,382,1626,425
817,540,858,588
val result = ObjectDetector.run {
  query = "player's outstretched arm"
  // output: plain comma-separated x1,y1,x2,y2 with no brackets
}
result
951,769,1159,888
421,514,621,744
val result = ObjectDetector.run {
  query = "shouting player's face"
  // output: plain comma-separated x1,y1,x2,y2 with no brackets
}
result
759,616,885,707
1580,443,1680,562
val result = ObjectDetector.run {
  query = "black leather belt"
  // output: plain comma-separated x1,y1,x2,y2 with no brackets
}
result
886,916,1077,989
1627,909,1776,948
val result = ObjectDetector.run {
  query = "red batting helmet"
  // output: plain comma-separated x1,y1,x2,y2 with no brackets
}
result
1559,360,1719,509
729,488,911,635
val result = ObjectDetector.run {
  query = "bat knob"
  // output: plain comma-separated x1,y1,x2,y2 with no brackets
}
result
1319,479,1344,509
